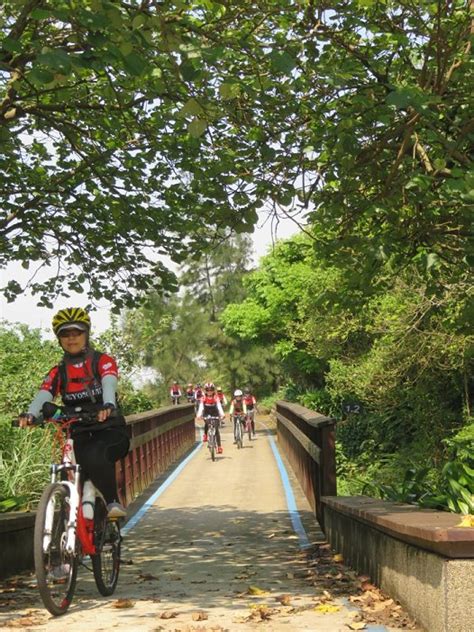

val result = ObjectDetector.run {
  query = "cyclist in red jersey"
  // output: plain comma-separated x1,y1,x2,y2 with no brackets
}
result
170,381,182,404
216,386,228,407
18,307,130,518
194,383,203,400
185,383,195,403
196,382,225,453
229,389,247,443
243,387,257,437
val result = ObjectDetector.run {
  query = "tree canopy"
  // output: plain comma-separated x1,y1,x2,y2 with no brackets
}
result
1,1,472,307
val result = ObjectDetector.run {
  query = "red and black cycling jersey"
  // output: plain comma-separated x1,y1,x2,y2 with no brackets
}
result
232,398,245,413
40,352,118,410
201,395,220,417
244,394,256,410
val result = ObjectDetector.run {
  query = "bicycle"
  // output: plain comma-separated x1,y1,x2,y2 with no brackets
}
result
246,409,255,441
14,403,122,616
233,413,245,449
204,415,219,461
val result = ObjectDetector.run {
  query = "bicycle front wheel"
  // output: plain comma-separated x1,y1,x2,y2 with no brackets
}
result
92,497,121,596
34,483,79,616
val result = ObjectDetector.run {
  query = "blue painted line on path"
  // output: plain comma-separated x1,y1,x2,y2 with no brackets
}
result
122,432,203,535
266,430,311,550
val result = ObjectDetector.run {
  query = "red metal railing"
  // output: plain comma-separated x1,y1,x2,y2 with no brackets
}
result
276,401,336,529
116,404,196,505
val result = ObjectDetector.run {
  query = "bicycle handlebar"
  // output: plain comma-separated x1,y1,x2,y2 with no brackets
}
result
12,405,98,428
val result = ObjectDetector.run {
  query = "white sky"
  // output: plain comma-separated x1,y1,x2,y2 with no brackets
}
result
0,211,302,337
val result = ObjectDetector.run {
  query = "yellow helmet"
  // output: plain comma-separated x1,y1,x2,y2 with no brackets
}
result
52,307,91,337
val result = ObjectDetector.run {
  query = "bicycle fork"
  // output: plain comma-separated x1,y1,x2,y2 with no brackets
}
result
44,464,95,556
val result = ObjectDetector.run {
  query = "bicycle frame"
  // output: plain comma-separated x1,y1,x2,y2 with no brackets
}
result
43,421,100,557
233,414,245,442
205,416,218,442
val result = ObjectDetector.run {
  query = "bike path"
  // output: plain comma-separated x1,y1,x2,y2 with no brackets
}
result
0,419,415,631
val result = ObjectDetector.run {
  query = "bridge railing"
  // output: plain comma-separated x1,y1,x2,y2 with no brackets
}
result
118,403,196,504
0,403,196,579
276,400,336,528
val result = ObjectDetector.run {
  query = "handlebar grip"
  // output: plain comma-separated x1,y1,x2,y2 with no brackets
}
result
11,417,43,427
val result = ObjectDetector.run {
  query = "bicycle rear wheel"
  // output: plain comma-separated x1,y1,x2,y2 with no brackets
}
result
34,483,79,616
91,497,121,596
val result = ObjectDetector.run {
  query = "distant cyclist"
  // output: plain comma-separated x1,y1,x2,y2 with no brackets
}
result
193,383,203,414
18,307,129,519
229,389,247,443
197,382,225,453
170,381,182,405
243,387,257,437
216,386,228,425
185,383,195,403
216,386,228,408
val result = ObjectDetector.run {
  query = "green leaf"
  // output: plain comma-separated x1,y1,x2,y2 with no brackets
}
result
386,87,417,109
180,98,204,117
30,8,53,20
188,118,208,137
123,52,148,75
426,253,438,270
1,37,23,53
270,50,297,74
180,60,201,81
219,83,241,100
28,66,54,84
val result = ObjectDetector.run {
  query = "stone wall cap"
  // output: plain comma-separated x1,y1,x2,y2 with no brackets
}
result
0,511,35,533
322,495,474,558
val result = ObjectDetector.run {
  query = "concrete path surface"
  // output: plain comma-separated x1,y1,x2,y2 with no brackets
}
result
0,418,420,631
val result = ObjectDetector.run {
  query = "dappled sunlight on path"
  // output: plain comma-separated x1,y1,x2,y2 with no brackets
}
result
0,418,419,631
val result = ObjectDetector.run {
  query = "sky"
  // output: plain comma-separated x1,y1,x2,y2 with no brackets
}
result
0,210,303,337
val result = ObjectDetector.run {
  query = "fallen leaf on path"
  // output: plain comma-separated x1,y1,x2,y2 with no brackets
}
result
357,574,371,583
267,533,275,539
191,611,208,621
247,585,268,595
314,603,341,614
286,572,294,579
3,615,45,627
322,590,333,601
160,610,178,619
347,622,367,630
275,594,292,606
247,604,276,621
333,553,344,563
112,598,134,608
